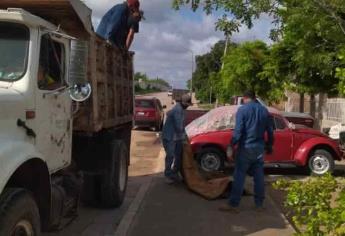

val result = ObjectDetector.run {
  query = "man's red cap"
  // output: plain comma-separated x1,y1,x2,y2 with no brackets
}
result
127,0,140,9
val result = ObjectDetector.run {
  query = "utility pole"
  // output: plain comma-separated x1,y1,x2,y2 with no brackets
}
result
209,86,212,104
190,51,194,98
181,46,195,99
216,35,230,107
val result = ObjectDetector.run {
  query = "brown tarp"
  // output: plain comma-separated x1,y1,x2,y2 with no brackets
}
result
182,141,230,200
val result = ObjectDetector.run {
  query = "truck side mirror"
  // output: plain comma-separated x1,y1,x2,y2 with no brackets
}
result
69,83,92,102
69,40,91,102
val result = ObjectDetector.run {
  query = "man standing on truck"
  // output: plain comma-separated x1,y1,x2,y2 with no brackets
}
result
96,0,141,50
162,94,192,183
219,90,274,213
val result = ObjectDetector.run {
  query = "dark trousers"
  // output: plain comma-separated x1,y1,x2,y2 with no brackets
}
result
162,139,183,178
229,148,265,207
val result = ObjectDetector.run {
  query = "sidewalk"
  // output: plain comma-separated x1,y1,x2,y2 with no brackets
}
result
126,175,295,236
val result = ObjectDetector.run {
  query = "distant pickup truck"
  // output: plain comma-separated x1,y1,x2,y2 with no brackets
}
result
185,109,208,126
172,89,189,102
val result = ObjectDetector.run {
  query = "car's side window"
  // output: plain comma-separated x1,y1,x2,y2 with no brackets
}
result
274,117,286,130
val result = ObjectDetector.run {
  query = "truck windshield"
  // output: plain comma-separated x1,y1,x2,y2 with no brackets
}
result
0,22,29,81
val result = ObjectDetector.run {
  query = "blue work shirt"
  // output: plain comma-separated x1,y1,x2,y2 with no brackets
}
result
162,103,185,141
96,3,131,49
232,101,274,152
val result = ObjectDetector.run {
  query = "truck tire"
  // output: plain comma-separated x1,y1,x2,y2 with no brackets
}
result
0,188,41,236
100,140,129,208
308,149,335,176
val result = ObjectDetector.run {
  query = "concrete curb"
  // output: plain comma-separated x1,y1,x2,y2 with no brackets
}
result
113,148,165,236
266,189,296,233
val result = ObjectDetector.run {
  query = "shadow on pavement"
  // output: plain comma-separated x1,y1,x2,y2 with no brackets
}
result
127,173,294,236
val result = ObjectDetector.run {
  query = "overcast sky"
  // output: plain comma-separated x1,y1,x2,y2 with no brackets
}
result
83,0,273,89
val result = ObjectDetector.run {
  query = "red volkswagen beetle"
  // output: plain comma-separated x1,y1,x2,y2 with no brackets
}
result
186,106,343,175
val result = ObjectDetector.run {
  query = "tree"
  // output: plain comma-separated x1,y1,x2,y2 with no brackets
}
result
172,0,279,36
191,40,230,103
173,0,345,37
174,0,345,101
134,72,171,94
134,72,149,82
220,40,282,103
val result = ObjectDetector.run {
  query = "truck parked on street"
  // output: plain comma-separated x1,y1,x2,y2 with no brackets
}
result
172,89,189,103
0,1,133,235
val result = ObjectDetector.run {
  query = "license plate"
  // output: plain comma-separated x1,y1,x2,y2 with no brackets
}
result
137,112,145,116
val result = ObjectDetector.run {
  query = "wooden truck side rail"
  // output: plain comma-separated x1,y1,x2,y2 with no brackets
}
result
73,35,134,132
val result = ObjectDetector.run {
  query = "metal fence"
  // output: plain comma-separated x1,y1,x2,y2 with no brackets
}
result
325,98,345,123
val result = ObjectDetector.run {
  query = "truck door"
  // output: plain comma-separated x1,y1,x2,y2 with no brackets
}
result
35,34,72,172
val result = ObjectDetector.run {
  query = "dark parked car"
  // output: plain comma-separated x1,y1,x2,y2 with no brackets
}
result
230,96,315,128
134,96,166,130
185,109,208,126
282,111,315,128
186,106,343,175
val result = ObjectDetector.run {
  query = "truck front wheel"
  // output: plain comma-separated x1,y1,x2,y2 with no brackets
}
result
0,188,41,236
100,140,129,208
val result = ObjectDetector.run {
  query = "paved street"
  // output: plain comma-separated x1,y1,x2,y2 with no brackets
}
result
42,92,345,236
43,93,169,236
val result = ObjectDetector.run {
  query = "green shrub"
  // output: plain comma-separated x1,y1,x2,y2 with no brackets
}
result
273,174,345,236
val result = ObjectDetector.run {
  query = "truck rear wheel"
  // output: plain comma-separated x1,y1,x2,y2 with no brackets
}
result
0,188,41,236
100,140,129,208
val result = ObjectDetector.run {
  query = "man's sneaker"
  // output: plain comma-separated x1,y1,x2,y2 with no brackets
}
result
254,206,266,212
218,204,240,214
171,174,182,182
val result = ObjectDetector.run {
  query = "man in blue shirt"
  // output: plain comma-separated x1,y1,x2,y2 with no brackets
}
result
96,0,141,50
162,94,192,183
220,91,274,212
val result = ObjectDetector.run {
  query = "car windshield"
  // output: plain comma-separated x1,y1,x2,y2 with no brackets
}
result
186,106,237,137
0,22,29,81
135,99,155,108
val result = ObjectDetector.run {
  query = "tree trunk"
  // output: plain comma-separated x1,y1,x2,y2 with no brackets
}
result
316,93,326,130
299,93,305,113
310,93,316,118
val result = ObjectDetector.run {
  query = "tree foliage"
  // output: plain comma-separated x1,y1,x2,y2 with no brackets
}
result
134,72,149,82
275,0,345,96
172,0,279,36
274,174,345,236
134,72,171,94
221,40,283,103
174,0,345,97
192,40,229,103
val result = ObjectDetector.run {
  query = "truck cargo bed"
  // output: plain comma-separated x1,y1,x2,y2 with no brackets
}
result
73,35,134,132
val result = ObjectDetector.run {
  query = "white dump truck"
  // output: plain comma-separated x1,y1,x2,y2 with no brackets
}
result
0,1,134,235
